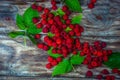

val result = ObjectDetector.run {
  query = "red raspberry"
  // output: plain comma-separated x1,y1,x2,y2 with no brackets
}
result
101,42,107,48
43,45,49,51
31,4,37,10
62,5,69,12
51,1,56,5
44,8,50,13
51,60,58,66
83,59,89,65
69,31,74,36
91,0,97,3
48,19,54,24
96,74,103,79
107,50,112,55
32,17,39,24
44,36,49,42
54,15,60,21
36,23,43,28
63,14,68,20
52,48,57,54
103,56,108,62
94,41,100,46
91,61,98,67
66,19,71,25
72,50,77,55
57,49,62,54
86,71,93,77
52,42,57,48
80,52,86,56
88,3,94,9
42,27,49,33
37,6,43,12
112,68,119,73
41,13,47,19
69,24,74,29
86,55,92,61
96,51,103,57
48,13,54,18
41,19,47,25
63,53,67,58
101,69,109,74
34,34,40,39
37,43,44,49
52,5,57,10
47,56,54,62
62,24,67,29
56,57,62,62
111,76,115,80
56,38,62,44
87,64,93,69
46,63,52,69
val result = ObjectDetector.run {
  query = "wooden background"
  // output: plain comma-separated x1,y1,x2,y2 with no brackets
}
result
0,0,120,79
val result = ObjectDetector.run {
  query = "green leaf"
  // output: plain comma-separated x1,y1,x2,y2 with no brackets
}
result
70,52,85,65
27,25,42,34
104,52,120,69
47,32,55,38
47,47,62,58
8,31,25,38
28,35,37,44
71,13,82,24
52,59,72,76
64,0,82,12
57,8,65,16
16,14,26,30
65,27,72,32
23,7,39,27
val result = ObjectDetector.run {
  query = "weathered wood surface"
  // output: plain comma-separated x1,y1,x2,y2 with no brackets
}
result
0,0,120,79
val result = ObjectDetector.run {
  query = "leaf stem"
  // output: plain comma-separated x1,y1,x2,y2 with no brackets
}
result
71,64,76,72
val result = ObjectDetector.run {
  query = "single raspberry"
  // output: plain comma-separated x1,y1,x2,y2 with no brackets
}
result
52,5,57,10
101,42,107,48
96,51,103,57
41,19,47,25
66,19,71,25
112,68,119,73
91,61,98,67
69,31,74,36
88,3,94,9
87,64,93,69
44,36,49,42
63,53,67,58
41,13,47,19
43,45,49,51
96,74,103,79
37,6,43,12
48,19,54,24
72,50,77,55
47,56,54,62
83,59,89,65
86,71,93,77
44,8,50,13
69,24,74,29
48,13,54,18
62,24,67,29
37,43,44,49
101,69,109,74
34,34,41,39
103,56,108,62
111,76,115,80
51,60,58,66
52,42,57,48
36,23,43,28
80,52,86,56
107,50,112,55
62,5,69,12
32,17,39,24
57,49,62,54
46,63,52,69
56,57,62,62
52,48,57,54
91,0,97,3
42,27,49,33
51,1,56,5
56,38,62,44
94,41,100,46
54,15,60,21
31,4,37,10
63,14,68,20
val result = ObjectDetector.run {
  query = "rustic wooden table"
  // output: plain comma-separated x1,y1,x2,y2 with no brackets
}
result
0,0,120,80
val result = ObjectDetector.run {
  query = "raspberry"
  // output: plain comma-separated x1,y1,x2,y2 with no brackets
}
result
56,57,62,62
34,34,40,39
51,60,58,66
51,1,56,5
31,4,37,10
37,43,44,49
88,3,94,9
86,71,93,77
91,0,97,3
62,5,68,12
54,15,60,21
101,69,109,74
101,42,107,48
46,63,52,69
37,6,43,12
91,61,97,67
63,14,68,20
42,27,49,33
48,19,54,24
32,17,39,24
66,19,71,25
52,48,57,54
72,50,77,55
96,74,103,79
83,59,89,65
69,31,74,36
36,23,43,28
41,19,47,25
44,8,50,13
56,38,62,44
62,24,67,29
112,68,119,73
103,56,108,62
69,24,74,29
57,49,62,54
52,42,57,48
87,64,93,69
52,5,57,10
43,45,49,51
63,53,67,58
44,36,49,42
41,13,47,19
80,52,86,56
48,13,54,18
47,56,54,62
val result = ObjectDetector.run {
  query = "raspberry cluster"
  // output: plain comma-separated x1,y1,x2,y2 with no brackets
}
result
88,0,97,9
82,41,112,69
